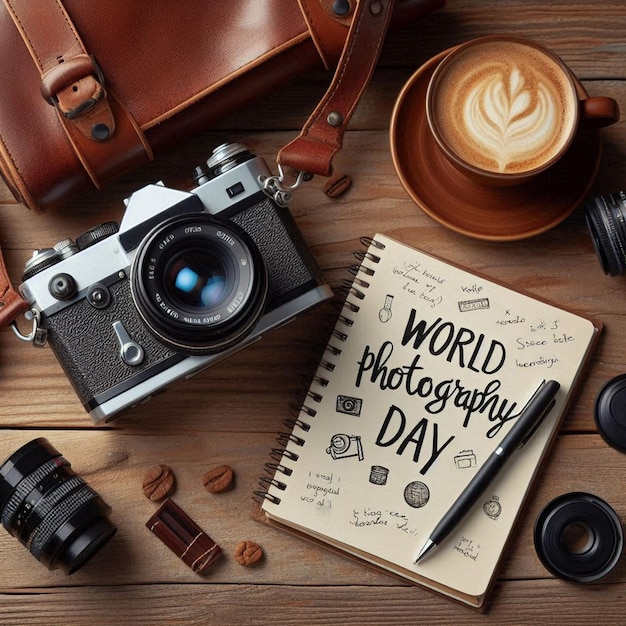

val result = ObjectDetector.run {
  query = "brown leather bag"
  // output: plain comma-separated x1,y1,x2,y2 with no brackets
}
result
0,0,445,327
0,0,444,213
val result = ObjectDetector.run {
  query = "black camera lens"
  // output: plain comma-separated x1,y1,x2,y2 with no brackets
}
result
132,214,268,355
0,438,116,574
164,249,228,311
584,191,626,276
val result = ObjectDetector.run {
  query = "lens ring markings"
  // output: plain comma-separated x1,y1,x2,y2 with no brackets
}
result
0,439,116,574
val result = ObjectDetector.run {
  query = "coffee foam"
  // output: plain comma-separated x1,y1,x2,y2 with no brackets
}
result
431,41,576,175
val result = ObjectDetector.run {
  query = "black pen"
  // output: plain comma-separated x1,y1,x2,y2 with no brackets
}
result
414,379,560,564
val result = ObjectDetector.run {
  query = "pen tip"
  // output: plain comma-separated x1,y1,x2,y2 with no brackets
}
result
414,538,436,564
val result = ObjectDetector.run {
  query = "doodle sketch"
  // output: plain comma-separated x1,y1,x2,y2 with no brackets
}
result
378,294,394,323
336,394,363,416
369,465,389,485
404,481,430,508
326,433,364,461
458,297,490,312
454,450,477,469
483,495,502,520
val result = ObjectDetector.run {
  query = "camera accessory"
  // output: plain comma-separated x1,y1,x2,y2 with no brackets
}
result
534,492,623,582
584,191,626,276
0,438,117,574
593,374,626,452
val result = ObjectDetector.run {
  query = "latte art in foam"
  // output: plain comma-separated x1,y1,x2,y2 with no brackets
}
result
464,67,557,173
429,40,577,176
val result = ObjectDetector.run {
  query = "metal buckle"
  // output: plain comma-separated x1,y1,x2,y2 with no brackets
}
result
44,55,106,119
11,309,47,346
260,165,311,207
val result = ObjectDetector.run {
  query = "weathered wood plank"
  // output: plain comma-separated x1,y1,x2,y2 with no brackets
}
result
0,578,625,626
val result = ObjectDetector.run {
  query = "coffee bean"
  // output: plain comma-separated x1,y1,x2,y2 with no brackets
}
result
323,172,352,198
234,540,263,566
202,464,234,493
142,464,175,501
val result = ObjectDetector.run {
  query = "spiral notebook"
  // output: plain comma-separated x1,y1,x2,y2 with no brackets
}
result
255,233,600,608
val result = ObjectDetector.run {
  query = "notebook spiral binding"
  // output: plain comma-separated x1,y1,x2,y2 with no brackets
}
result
253,236,386,505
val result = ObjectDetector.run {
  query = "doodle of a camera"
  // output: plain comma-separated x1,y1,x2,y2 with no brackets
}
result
335,394,363,416
326,433,364,461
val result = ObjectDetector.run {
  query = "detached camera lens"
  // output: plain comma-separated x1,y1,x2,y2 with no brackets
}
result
132,214,268,355
0,438,116,574
584,191,626,276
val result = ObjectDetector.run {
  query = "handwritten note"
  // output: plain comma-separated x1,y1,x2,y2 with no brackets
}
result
453,536,481,561
300,471,341,511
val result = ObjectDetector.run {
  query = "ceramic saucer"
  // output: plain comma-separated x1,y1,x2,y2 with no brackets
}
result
390,48,602,241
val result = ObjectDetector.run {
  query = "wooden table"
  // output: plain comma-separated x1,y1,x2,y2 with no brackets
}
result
1,1,625,624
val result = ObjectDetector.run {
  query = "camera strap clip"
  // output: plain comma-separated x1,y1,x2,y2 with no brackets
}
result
261,165,311,207
11,308,48,347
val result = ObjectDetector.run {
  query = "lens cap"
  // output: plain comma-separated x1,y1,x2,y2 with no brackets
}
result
594,374,626,453
534,492,623,583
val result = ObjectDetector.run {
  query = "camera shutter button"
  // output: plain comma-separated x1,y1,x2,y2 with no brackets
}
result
112,321,145,366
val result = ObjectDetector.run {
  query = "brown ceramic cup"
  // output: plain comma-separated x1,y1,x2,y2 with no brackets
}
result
425,35,619,186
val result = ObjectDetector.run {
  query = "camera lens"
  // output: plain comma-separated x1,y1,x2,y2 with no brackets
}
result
132,214,268,355
584,191,626,276
164,249,228,311
0,438,117,574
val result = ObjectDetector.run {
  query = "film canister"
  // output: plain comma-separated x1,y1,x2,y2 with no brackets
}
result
534,492,623,583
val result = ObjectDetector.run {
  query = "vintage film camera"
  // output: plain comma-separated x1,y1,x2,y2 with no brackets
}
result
14,143,333,423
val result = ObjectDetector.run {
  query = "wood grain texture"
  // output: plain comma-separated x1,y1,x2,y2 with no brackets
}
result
0,1,625,623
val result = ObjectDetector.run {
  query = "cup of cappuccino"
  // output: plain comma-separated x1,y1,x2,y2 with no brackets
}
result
426,36,619,186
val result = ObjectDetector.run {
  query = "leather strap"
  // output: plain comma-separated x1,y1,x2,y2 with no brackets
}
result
278,0,396,177
297,0,353,69
0,245,29,324
2,0,153,189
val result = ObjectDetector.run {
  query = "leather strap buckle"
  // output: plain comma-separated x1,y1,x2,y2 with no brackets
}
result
41,55,102,99
57,75,106,121
41,55,108,121
47,61,116,142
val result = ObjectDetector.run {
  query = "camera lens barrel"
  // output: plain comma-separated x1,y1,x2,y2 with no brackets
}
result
584,191,626,276
0,438,117,574
132,214,268,355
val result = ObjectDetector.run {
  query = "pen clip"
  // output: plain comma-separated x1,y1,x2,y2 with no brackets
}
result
518,380,558,449
519,398,557,448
